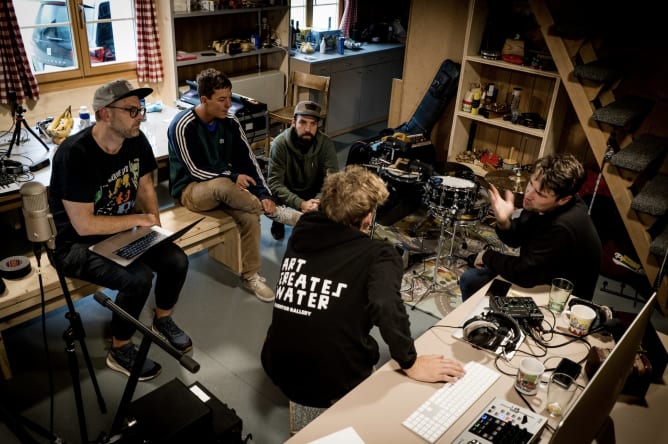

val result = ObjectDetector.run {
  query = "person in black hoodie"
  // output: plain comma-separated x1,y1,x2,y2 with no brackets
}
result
261,165,465,412
459,153,602,301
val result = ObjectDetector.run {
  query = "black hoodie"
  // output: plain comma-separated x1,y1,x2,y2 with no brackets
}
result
261,211,417,407
482,195,602,300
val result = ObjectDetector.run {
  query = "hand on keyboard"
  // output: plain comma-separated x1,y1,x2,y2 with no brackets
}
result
404,354,466,384
403,361,501,443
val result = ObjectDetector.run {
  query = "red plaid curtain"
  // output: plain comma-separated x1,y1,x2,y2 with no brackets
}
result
135,0,164,83
339,0,358,38
0,1,39,104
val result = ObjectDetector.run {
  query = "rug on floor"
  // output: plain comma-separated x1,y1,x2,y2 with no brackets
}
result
373,211,514,319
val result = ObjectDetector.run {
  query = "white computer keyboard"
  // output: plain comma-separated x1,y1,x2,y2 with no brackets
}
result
403,361,501,443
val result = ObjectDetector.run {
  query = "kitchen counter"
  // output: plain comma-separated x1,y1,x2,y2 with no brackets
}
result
290,42,405,65
290,43,405,136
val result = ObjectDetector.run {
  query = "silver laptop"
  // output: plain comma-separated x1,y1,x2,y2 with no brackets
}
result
89,217,203,267
548,292,658,443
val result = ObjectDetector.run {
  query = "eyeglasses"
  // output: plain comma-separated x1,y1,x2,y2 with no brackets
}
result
106,105,146,118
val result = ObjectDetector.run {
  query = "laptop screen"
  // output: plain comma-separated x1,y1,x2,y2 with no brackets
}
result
548,292,657,443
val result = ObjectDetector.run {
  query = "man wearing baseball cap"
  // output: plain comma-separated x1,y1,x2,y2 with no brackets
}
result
49,79,193,381
266,100,339,240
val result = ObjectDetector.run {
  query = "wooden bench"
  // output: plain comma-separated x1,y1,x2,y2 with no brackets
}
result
0,204,241,380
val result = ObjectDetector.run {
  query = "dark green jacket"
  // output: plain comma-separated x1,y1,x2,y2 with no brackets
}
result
267,127,339,210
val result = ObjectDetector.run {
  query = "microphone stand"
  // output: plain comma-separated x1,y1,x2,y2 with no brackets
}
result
38,242,108,444
92,291,200,442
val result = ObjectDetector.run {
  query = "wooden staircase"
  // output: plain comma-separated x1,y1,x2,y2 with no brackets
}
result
529,0,668,314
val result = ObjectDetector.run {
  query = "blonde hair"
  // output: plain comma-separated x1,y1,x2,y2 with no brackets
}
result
320,165,389,229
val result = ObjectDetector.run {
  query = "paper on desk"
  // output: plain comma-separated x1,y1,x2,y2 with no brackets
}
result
308,426,365,444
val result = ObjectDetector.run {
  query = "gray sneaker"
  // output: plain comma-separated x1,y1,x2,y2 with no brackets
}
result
267,205,301,226
106,343,162,381
152,315,193,353
242,273,275,302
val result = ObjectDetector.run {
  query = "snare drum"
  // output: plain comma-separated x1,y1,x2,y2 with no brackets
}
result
423,176,477,216
380,168,424,200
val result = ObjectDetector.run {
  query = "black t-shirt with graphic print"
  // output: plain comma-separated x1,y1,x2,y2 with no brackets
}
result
49,126,157,246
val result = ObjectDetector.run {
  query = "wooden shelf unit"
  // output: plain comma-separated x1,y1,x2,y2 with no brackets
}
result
170,2,290,97
448,0,564,166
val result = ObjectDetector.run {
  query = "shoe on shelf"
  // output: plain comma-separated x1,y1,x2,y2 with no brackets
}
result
242,273,275,302
106,342,162,381
152,315,193,353
271,221,285,240
267,205,301,226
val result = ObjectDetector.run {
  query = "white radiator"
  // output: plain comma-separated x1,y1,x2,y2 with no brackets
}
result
230,70,285,111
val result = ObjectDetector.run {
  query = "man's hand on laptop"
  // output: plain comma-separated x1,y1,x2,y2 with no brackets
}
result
136,213,160,227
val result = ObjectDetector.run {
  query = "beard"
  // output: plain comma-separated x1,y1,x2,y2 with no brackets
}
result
298,132,314,142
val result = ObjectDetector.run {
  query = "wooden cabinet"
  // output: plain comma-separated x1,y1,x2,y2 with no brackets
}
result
447,0,564,166
169,2,290,101
291,44,404,136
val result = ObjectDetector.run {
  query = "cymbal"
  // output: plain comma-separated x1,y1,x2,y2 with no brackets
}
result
437,161,474,177
483,169,530,194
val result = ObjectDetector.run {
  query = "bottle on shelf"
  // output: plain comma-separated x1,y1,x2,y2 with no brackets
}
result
328,17,332,30
510,87,522,123
261,17,272,48
320,36,326,54
295,21,301,48
290,19,296,49
485,83,497,105
462,90,473,113
471,87,481,115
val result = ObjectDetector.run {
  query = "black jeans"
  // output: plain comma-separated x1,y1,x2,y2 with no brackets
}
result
54,241,189,341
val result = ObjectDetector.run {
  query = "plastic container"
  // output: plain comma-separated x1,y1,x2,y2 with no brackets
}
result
337,36,345,55
140,97,147,121
79,105,91,128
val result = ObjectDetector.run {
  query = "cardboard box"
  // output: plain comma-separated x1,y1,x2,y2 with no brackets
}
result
309,29,342,51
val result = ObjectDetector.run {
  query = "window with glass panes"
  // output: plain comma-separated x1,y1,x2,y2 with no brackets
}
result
14,0,137,83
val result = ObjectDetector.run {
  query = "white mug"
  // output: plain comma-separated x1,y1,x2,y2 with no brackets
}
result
515,357,544,395
562,304,596,336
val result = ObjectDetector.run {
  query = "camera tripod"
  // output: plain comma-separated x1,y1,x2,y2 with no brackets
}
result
3,103,50,167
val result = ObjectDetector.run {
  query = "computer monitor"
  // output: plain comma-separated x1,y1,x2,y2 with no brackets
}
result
548,292,658,443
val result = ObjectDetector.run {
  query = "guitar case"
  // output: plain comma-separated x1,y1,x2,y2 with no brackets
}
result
394,59,461,136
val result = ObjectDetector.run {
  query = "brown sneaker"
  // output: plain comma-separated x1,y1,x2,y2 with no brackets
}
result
242,273,275,302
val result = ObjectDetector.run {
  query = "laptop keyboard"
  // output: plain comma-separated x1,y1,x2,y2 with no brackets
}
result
114,230,167,259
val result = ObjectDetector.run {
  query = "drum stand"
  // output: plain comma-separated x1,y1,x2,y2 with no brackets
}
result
410,207,460,311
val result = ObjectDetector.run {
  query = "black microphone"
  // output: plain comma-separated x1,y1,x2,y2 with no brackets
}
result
20,181,57,250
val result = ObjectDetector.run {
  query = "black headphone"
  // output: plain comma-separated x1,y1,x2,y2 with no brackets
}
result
463,311,522,351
